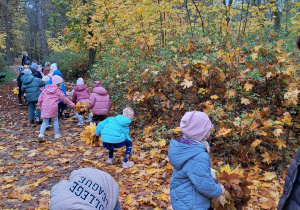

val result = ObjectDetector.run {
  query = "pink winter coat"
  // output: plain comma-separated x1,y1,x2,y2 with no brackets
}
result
72,85,90,103
87,86,111,115
38,84,75,118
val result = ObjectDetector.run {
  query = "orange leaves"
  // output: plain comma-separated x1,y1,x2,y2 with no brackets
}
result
216,128,231,137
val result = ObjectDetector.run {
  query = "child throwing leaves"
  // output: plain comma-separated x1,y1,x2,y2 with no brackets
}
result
38,75,75,142
95,107,134,168
168,111,225,210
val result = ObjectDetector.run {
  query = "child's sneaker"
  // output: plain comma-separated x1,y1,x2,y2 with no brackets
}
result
38,133,44,142
77,122,84,126
107,158,116,165
122,161,134,168
54,133,61,139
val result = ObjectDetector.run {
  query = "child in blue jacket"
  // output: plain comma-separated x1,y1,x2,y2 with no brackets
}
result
95,107,134,169
168,111,225,210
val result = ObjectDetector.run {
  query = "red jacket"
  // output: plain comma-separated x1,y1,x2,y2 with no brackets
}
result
43,66,50,76
87,86,111,115
72,85,90,103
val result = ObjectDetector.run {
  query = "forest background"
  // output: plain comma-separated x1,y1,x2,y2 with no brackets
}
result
0,0,300,209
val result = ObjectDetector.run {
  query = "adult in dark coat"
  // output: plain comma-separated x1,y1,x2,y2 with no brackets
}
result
29,63,43,79
277,147,300,210
21,51,31,66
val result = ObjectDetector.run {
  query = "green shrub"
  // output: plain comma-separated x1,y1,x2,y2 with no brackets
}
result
47,50,89,80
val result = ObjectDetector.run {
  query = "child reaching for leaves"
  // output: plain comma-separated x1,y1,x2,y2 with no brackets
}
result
168,111,225,210
95,107,134,168
38,75,75,142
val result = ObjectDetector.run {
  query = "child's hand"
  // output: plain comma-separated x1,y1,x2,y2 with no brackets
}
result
220,184,225,195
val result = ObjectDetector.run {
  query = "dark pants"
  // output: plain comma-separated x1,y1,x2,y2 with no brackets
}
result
108,139,132,159
18,90,26,105
92,115,107,125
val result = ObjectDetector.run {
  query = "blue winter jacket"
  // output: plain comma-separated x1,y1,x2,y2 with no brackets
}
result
21,75,45,102
168,139,222,210
95,115,131,144
45,70,67,103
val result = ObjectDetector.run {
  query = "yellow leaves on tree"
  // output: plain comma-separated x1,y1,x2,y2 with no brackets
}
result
80,123,97,146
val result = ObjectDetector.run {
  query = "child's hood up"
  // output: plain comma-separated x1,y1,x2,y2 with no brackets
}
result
44,84,61,94
93,86,108,95
168,140,207,170
22,75,35,85
115,115,131,127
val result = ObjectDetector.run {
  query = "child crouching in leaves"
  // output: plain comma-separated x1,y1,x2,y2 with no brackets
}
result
95,107,134,168
38,75,75,142
168,111,225,210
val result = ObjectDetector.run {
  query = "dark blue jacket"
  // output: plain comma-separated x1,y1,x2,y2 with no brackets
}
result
21,75,45,102
278,147,300,210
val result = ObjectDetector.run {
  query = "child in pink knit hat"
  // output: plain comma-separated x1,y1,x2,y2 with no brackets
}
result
38,75,75,142
168,111,225,210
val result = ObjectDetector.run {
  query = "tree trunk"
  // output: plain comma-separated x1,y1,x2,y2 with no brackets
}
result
35,0,47,60
3,0,11,61
274,9,281,32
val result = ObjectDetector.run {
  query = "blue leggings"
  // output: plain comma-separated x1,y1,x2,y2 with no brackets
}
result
109,140,132,162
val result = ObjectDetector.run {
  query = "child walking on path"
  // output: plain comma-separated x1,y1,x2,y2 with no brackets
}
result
38,75,75,142
21,68,45,124
87,81,111,125
17,65,27,106
95,107,134,168
72,78,91,126
168,111,225,210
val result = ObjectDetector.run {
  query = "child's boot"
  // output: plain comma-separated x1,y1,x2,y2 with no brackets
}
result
55,133,61,139
107,158,116,165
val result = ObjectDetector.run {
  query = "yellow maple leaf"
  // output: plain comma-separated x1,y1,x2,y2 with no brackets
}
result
254,45,262,52
125,195,133,205
170,127,181,133
282,115,293,126
216,128,231,137
21,194,32,202
211,95,219,100
251,53,258,61
284,66,296,76
158,139,166,147
220,164,232,174
80,123,97,146
273,129,283,137
262,152,271,164
198,88,206,94
276,139,286,150
244,83,254,91
180,79,193,89
13,88,19,95
251,139,262,148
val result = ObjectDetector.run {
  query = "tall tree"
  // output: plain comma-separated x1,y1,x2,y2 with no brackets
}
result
35,0,47,59
2,0,12,61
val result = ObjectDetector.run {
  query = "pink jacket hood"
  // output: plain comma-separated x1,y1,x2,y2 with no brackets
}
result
93,87,107,95
72,85,90,103
94,81,102,87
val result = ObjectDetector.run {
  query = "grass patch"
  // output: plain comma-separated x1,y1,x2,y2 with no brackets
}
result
0,69,16,84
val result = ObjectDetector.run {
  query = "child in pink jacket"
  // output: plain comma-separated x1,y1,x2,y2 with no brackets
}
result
87,81,111,125
38,75,75,142
72,78,91,126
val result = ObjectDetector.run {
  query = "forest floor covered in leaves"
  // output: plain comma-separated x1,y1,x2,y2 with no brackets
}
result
0,66,292,210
